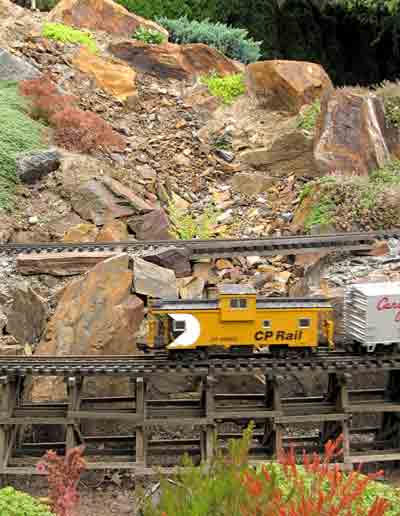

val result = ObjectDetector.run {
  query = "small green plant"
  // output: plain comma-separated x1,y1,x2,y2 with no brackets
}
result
201,72,245,104
297,100,321,135
0,81,46,210
168,199,219,239
157,16,261,64
304,194,336,231
133,26,166,44
42,23,98,53
0,486,54,516
383,96,400,128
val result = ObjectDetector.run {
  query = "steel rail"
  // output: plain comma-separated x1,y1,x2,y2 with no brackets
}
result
0,352,399,376
1,229,400,257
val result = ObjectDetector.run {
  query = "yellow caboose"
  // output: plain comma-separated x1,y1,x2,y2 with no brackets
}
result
145,285,334,355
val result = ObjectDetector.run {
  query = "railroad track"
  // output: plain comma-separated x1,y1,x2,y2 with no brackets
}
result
1,350,399,375
1,229,399,258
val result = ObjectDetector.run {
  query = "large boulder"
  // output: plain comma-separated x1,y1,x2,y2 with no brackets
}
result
109,41,241,81
96,220,129,241
32,254,144,400
72,47,136,102
47,0,168,38
6,283,47,345
0,48,40,81
314,90,390,176
142,247,192,278
16,148,61,184
133,257,178,299
63,223,99,242
128,209,173,240
246,60,333,113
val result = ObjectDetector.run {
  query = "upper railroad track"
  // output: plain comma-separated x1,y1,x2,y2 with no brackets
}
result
1,229,400,258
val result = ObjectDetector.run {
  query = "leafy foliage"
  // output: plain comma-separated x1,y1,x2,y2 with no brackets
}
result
0,81,46,210
157,16,261,64
201,73,246,104
297,100,321,136
37,446,86,516
19,75,125,154
133,26,166,44
141,425,395,516
42,23,98,53
0,486,54,516
116,0,192,20
168,198,219,239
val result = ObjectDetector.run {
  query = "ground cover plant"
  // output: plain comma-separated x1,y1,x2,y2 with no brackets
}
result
157,16,261,64
133,26,166,44
42,23,98,53
0,81,47,210
167,198,219,239
141,425,398,516
19,75,126,154
297,100,321,137
0,486,55,516
201,72,246,104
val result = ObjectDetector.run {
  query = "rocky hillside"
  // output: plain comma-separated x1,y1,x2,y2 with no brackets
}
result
1,0,400,401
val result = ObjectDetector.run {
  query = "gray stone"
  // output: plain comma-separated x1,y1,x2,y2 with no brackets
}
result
71,179,134,225
16,148,61,184
142,247,192,278
6,282,47,345
215,149,234,162
133,257,178,299
0,309,7,333
0,48,40,81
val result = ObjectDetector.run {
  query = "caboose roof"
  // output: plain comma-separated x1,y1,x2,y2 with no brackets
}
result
217,284,256,295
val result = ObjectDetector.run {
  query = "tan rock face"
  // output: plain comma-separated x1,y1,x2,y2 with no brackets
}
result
231,172,275,196
32,254,144,400
96,220,129,241
109,41,241,81
246,60,333,113
47,0,168,38
314,90,390,176
133,257,178,299
128,209,173,240
63,223,98,242
72,47,136,101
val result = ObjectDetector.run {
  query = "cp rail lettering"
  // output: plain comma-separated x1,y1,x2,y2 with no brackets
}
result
254,330,304,341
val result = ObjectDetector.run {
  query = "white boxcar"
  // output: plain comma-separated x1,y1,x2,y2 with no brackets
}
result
345,282,400,351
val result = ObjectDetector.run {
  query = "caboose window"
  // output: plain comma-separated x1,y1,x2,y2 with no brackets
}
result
173,320,186,331
230,298,247,309
299,318,311,328
263,320,271,328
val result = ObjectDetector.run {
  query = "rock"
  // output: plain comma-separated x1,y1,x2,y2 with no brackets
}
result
314,90,390,176
215,149,234,162
178,276,205,299
193,261,218,284
142,247,192,278
215,259,234,270
16,148,61,184
17,251,117,276
48,0,168,38
136,164,157,180
368,241,390,257
46,212,86,240
32,254,144,401
109,41,241,81
240,123,318,177
72,47,136,101
57,152,110,193
231,172,275,196
100,175,155,212
96,220,129,241
0,309,7,333
28,216,38,225
183,83,221,117
174,152,192,168
71,179,135,225
6,283,47,345
0,48,40,81
246,59,333,113
64,223,99,242
133,257,178,299
128,209,173,240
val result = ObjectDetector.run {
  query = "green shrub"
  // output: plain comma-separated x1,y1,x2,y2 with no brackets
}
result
116,0,191,21
168,199,219,239
201,72,246,104
157,16,261,64
133,26,166,44
383,96,400,128
0,486,54,516
297,100,321,136
42,23,98,53
0,81,46,210
304,194,336,231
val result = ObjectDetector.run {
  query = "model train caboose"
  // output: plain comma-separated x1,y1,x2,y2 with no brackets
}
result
144,284,335,357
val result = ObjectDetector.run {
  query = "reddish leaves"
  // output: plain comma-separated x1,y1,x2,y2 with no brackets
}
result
19,75,125,154
36,446,86,516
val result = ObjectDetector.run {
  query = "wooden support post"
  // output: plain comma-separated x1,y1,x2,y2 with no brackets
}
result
262,375,283,456
378,370,400,449
321,373,350,445
66,376,83,451
135,378,147,466
0,377,11,473
201,376,216,463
